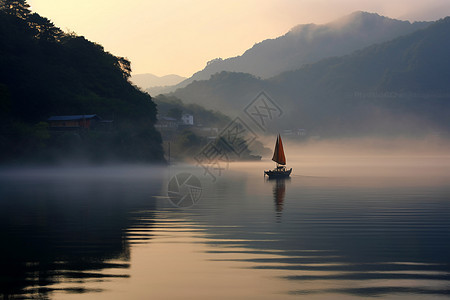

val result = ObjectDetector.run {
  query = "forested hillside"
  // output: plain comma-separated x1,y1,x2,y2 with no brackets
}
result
0,0,164,163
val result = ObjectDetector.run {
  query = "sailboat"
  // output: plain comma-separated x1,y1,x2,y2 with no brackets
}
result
264,134,292,178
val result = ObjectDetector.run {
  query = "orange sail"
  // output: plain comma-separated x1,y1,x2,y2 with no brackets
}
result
271,135,286,165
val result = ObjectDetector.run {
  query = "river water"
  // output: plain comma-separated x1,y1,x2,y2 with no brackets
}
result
1,155,450,299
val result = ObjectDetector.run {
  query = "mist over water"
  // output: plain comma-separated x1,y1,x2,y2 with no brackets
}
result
276,136,450,180
3,1,450,298
0,140,449,299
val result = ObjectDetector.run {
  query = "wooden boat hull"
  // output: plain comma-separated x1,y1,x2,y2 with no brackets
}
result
264,168,292,179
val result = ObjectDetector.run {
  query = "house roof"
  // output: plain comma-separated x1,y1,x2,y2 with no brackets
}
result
47,114,100,121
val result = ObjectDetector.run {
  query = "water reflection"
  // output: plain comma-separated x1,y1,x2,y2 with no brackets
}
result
0,166,163,299
267,177,289,214
181,163,450,299
1,160,450,299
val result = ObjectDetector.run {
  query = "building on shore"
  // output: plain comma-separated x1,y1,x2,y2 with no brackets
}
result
47,114,113,131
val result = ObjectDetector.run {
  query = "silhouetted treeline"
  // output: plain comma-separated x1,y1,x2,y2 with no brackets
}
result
0,0,164,163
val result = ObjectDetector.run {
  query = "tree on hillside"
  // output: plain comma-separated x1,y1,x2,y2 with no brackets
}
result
117,57,132,79
0,0,30,19
28,13,64,41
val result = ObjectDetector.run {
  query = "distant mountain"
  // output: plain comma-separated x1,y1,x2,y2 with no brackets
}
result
172,17,450,137
130,73,186,91
169,11,430,92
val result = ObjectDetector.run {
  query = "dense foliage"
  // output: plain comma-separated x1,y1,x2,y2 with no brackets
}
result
0,0,164,163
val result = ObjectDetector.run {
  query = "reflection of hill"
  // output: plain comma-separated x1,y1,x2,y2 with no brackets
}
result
0,169,162,298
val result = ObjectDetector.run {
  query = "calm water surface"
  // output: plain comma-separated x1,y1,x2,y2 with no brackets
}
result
1,156,450,299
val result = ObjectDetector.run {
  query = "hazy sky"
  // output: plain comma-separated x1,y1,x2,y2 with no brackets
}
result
28,0,450,77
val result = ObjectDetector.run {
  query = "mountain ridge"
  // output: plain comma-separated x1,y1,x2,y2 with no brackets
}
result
171,16,450,137
163,11,431,94
131,73,186,90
